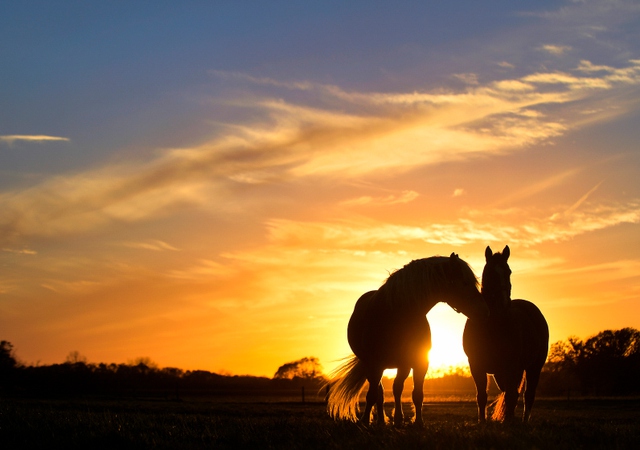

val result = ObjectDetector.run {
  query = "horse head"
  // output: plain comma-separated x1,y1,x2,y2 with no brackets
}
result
482,245,512,315
444,253,488,320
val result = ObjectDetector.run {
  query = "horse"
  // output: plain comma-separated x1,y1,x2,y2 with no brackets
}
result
463,246,549,423
327,253,488,426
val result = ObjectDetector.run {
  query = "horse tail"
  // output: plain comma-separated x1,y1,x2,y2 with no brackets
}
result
491,374,526,422
518,374,526,395
490,392,506,422
326,355,368,422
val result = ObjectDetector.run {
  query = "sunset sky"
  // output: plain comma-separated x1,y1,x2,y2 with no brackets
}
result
2,1,640,377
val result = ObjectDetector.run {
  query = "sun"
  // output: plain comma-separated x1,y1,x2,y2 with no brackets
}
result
381,304,472,379
425,303,471,375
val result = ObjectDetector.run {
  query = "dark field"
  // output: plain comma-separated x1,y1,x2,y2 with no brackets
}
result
1,397,639,449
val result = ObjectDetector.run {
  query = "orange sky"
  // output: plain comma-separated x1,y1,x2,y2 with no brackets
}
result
1,2,640,377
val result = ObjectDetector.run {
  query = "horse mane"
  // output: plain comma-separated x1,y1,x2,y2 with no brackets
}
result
378,256,478,311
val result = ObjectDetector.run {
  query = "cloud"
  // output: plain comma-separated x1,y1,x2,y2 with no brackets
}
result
264,218,506,248
2,247,37,255
522,72,612,89
168,259,237,280
555,180,604,218
497,61,515,69
554,259,640,281
340,190,419,207
42,279,107,295
524,0,640,25
209,70,316,92
539,44,572,56
527,258,640,308
2,60,640,244
522,60,640,91
452,73,479,85
118,240,180,251
492,168,582,207
0,135,70,145
468,200,640,246
263,199,640,250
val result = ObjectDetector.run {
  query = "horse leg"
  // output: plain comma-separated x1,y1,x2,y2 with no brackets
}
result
393,367,410,427
375,381,386,425
492,371,518,422
360,369,384,425
470,365,488,423
523,368,541,423
503,371,523,422
411,365,427,426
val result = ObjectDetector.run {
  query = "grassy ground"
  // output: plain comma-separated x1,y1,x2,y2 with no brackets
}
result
1,397,639,449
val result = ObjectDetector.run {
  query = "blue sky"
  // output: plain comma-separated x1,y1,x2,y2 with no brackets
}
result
1,1,640,376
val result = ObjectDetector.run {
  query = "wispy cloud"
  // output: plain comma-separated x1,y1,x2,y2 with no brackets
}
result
264,199,640,249
555,180,605,218
42,279,107,295
2,60,639,245
452,73,479,85
497,61,515,69
492,168,582,207
539,44,572,56
2,247,37,255
168,259,237,280
118,240,180,252
264,218,510,247
0,135,69,145
469,201,640,246
340,190,419,207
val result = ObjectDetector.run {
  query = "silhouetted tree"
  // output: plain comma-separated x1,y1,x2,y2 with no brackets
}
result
128,357,159,370
65,350,88,364
542,328,640,396
274,357,324,380
0,341,17,369
0,341,18,388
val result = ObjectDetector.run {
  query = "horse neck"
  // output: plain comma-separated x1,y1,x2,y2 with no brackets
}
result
412,286,448,315
482,289,510,317
421,294,441,314
378,285,439,316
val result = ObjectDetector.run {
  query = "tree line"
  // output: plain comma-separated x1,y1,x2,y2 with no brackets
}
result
2,327,640,399
0,344,327,399
540,327,640,397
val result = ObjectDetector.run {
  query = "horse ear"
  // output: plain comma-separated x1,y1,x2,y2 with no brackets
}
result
485,246,493,261
450,252,459,259
503,245,510,260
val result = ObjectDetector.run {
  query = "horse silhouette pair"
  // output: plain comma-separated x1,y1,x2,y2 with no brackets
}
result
327,247,549,425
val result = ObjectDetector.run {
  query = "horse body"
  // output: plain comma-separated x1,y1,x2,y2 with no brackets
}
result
346,290,432,425
463,246,549,423
328,254,487,426
348,290,431,369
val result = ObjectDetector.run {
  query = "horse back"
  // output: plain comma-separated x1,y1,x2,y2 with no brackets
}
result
463,299,548,372
510,299,549,368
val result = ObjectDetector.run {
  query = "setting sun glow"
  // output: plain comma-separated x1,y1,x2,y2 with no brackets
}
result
427,305,473,375
1,2,640,378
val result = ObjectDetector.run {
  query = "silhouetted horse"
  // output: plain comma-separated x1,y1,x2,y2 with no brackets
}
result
463,246,549,423
328,254,487,426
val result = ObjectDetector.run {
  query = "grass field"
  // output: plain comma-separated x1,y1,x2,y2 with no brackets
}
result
1,397,639,449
